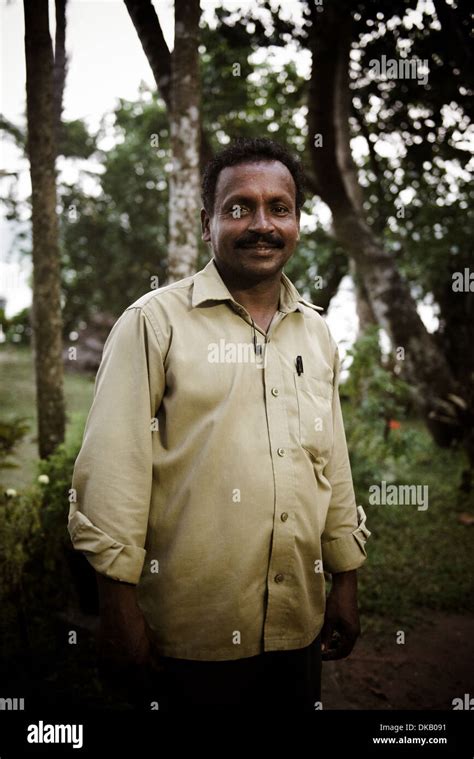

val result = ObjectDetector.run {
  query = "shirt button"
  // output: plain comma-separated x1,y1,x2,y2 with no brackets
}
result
281,512,289,522
274,573,285,583
271,387,279,397
277,447,286,457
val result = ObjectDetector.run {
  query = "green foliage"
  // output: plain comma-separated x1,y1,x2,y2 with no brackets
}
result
341,326,474,628
358,436,474,630
0,485,42,597
283,228,349,305
0,417,38,597
58,119,97,160
200,23,307,152
0,114,26,149
342,326,414,489
2,442,79,606
0,413,79,603
35,443,79,576
344,326,412,414
0,306,32,346
58,94,171,333
0,416,30,468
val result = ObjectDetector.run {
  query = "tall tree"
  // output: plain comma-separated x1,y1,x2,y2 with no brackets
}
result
124,0,172,109
306,2,470,455
53,0,68,147
125,0,202,281
167,0,201,281
24,0,65,458
125,0,213,170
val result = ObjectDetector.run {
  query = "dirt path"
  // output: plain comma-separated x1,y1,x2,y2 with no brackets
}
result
322,611,474,710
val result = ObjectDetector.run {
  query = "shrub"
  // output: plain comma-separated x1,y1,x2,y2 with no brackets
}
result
342,326,417,491
0,419,82,608
0,307,32,346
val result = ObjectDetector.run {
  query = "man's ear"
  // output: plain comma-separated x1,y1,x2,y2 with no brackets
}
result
296,213,300,241
201,208,211,242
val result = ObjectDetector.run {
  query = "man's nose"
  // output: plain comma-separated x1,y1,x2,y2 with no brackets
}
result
247,206,275,233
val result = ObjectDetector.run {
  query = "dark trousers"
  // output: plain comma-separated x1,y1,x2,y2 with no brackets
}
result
138,634,322,712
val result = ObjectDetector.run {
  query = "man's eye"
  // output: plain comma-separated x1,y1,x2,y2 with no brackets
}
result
273,205,288,214
230,204,248,218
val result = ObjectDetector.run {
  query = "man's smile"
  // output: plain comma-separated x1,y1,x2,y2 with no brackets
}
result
240,243,280,250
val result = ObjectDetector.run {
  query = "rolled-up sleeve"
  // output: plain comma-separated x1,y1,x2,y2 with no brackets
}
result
321,340,371,574
67,305,165,584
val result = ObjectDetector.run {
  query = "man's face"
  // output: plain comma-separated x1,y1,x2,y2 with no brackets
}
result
201,160,300,281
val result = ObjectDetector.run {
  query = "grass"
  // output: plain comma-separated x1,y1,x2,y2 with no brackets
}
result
0,344,95,489
347,412,474,634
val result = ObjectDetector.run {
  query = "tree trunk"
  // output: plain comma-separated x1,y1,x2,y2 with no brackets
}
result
124,0,172,108
349,260,378,337
124,0,213,172
53,0,68,148
310,252,348,312
307,2,468,445
167,0,201,282
24,0,65,458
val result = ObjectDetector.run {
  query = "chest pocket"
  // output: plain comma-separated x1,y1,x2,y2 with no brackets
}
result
294,374,334,459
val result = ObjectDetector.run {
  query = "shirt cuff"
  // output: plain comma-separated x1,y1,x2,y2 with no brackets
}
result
322,505,371,574
67,510,146,584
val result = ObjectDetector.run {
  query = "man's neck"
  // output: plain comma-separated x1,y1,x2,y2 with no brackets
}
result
214,258,282,323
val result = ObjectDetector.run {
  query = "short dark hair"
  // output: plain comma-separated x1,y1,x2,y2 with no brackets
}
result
201,137,306,216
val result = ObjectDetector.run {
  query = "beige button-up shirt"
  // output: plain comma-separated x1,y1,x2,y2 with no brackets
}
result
68,256,370,661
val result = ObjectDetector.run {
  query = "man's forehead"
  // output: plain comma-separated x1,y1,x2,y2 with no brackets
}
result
216,160,295,198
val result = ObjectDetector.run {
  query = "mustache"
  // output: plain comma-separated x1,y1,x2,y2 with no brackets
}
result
235,233,285,249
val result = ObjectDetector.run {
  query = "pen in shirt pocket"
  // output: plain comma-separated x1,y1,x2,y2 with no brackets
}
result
296,355,304,375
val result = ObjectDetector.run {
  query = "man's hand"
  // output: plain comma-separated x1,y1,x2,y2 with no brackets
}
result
320,569,361,661
95,574,164,694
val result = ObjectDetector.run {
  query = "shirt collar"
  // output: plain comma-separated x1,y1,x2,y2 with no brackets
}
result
191,257,322,314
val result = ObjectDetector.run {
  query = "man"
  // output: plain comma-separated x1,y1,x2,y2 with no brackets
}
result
68,137,370,712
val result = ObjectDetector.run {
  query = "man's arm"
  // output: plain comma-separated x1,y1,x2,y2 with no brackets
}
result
96,574,152,669
67,305,166,674
320,341,371,660
95,573,165,701
320,569,360,660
